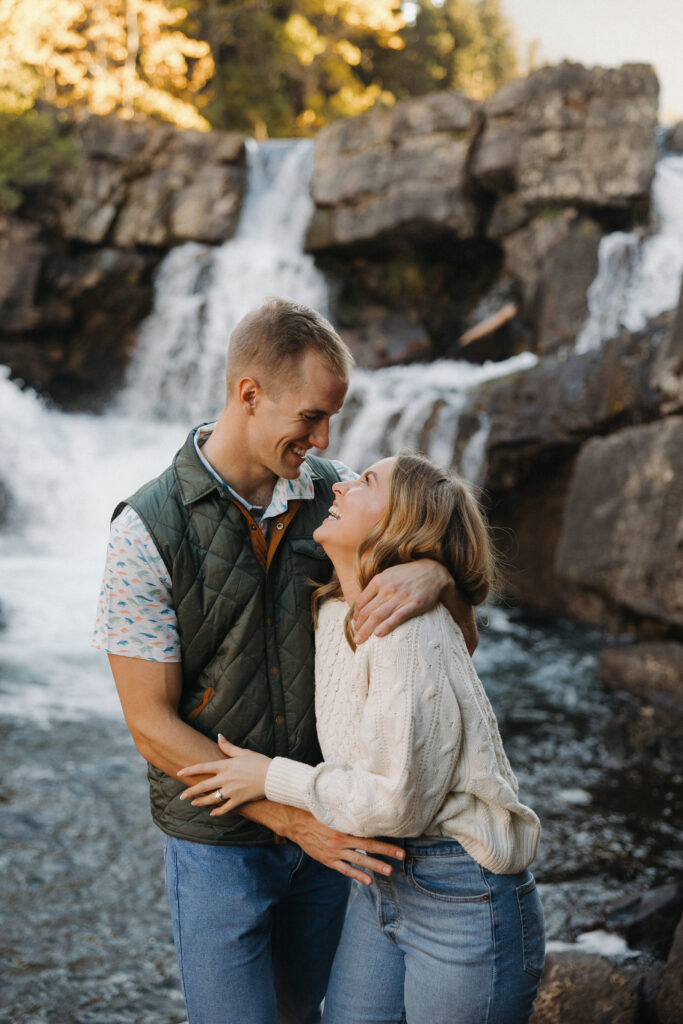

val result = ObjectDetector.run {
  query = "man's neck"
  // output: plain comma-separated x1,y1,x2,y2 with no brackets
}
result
200,412,277,509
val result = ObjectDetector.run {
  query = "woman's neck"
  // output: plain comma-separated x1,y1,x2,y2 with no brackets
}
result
329,553,361,608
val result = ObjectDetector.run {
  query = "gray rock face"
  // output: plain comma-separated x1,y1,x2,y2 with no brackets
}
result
473,61,659,210
555,417,683,630
666,120,683,153
483,324,663,490
306,91,482,250
0,218,47,332
58,116,247,248
600,643,683,710
657,913,683,1024
652,280,683,414
500,209,601,354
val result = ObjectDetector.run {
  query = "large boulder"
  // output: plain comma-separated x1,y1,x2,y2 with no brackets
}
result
652,279,683,414
57,115,247,248
473,61,659,213
500,209,602,353
533,950,642,1024
600,643,683,710
482,322,664,490
657,913,683,1024
0,218,47,332
306,91,482,251
555,417,683,631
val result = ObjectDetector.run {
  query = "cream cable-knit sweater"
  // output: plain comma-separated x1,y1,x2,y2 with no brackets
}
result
265,600,540,874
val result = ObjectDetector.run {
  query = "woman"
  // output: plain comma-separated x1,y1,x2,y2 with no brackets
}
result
179,453,545,1023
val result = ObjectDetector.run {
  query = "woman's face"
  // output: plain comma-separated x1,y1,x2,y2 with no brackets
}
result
314,457,396,556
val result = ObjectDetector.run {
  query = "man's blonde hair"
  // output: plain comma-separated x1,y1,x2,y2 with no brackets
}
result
313,452,498,648
226,297,354,395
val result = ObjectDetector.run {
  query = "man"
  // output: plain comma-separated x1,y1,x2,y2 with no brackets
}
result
94,298,476,1024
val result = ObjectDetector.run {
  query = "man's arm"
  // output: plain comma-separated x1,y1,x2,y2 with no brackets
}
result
351,561,478,655
108,654,403,884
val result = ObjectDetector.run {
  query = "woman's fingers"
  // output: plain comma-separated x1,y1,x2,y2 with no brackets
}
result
217,734,244,757
177,760,220,778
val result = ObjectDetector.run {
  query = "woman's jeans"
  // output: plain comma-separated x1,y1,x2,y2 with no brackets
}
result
322,837,545,1024
163,835,350,1024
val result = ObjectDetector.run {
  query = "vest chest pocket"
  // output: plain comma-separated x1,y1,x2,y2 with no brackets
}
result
288,538,332,597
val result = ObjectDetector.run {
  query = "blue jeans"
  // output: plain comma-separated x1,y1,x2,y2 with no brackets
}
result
164,836,350,1024
322,837,545,1024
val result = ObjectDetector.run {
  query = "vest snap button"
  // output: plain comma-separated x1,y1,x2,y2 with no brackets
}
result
275,715,284,726
270,666,279,675
276,522,284,530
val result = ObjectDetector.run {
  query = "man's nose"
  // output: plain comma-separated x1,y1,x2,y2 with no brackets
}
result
308,420,330,450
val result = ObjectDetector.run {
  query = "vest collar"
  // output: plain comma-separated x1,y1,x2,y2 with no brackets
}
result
174,427,223,507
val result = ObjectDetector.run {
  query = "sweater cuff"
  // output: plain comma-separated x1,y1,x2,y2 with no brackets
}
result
265,757,317,812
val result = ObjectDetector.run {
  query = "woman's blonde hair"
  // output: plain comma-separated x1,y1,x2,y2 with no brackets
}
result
312,452,497,648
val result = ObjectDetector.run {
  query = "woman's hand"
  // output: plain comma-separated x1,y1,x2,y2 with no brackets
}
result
177,735,271,815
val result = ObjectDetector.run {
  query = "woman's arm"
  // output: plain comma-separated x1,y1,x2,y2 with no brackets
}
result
267,612,464,837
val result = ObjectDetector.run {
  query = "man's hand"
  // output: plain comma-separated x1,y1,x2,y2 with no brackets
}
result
352,560,478,654
244,801,405,886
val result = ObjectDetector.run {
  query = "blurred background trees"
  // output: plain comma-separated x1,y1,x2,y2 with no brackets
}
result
0,0,516,209
0,0,516,134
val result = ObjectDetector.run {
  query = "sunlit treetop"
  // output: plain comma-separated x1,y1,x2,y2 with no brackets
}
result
0,0,214,129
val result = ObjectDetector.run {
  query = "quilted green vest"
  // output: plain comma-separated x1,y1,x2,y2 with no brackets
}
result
115,427,339,845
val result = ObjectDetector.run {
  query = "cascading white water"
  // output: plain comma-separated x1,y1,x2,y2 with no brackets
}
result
576,153,683,352
0,137,540,724
120,140,331,422
327,355,537,482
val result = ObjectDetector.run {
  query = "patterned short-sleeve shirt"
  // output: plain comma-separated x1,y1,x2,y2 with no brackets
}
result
93,433,356,662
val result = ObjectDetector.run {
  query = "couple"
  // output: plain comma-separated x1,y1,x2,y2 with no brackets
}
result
95,298,544,1024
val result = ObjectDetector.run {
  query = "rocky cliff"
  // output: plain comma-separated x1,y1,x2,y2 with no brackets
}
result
0,115,246,405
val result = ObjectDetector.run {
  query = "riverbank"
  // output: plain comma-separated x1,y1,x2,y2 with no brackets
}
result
2,608,681,1023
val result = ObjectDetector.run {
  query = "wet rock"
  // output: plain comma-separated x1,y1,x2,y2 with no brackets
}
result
338,309,433,369
0,247,156,407
533,950,642,1023
472,61,659,212
603,884,683,960
555,417,683,632
652,279,683,414
666,121,683,154
0,218,47,332
600,643,683,711
307,91,482,251
483,324,662,490
657,912,683,1023
500,209,602,353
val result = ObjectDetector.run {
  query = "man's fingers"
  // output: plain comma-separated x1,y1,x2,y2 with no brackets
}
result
353,597,402,642
353,577,380,616
370,603,421,638
354,837,405,861
332,860,373,886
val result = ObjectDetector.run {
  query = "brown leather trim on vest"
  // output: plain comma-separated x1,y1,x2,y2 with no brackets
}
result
232,500,268,569
186,687,216,723
267,501,301,571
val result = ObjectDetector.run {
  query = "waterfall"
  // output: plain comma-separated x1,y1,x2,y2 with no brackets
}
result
119,140,330,422
327,355,536,481
576,153,683,352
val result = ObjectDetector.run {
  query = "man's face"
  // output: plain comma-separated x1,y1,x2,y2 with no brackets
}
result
250,351,348,479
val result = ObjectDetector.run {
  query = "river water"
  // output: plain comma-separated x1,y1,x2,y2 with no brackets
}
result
2,142,682,1024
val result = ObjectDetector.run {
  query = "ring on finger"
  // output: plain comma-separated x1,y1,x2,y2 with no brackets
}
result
214,788,223,802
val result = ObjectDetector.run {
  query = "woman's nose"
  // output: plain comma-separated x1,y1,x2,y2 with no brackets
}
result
332,480,347,496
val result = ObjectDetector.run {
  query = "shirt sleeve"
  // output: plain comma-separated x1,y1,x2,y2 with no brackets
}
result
92,505,181,662
328,460,358,482
265,616,463,837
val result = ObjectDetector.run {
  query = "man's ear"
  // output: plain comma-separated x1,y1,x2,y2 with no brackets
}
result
238,377,260,412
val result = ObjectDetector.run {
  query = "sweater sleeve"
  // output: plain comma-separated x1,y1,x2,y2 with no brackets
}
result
265,613,463,837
